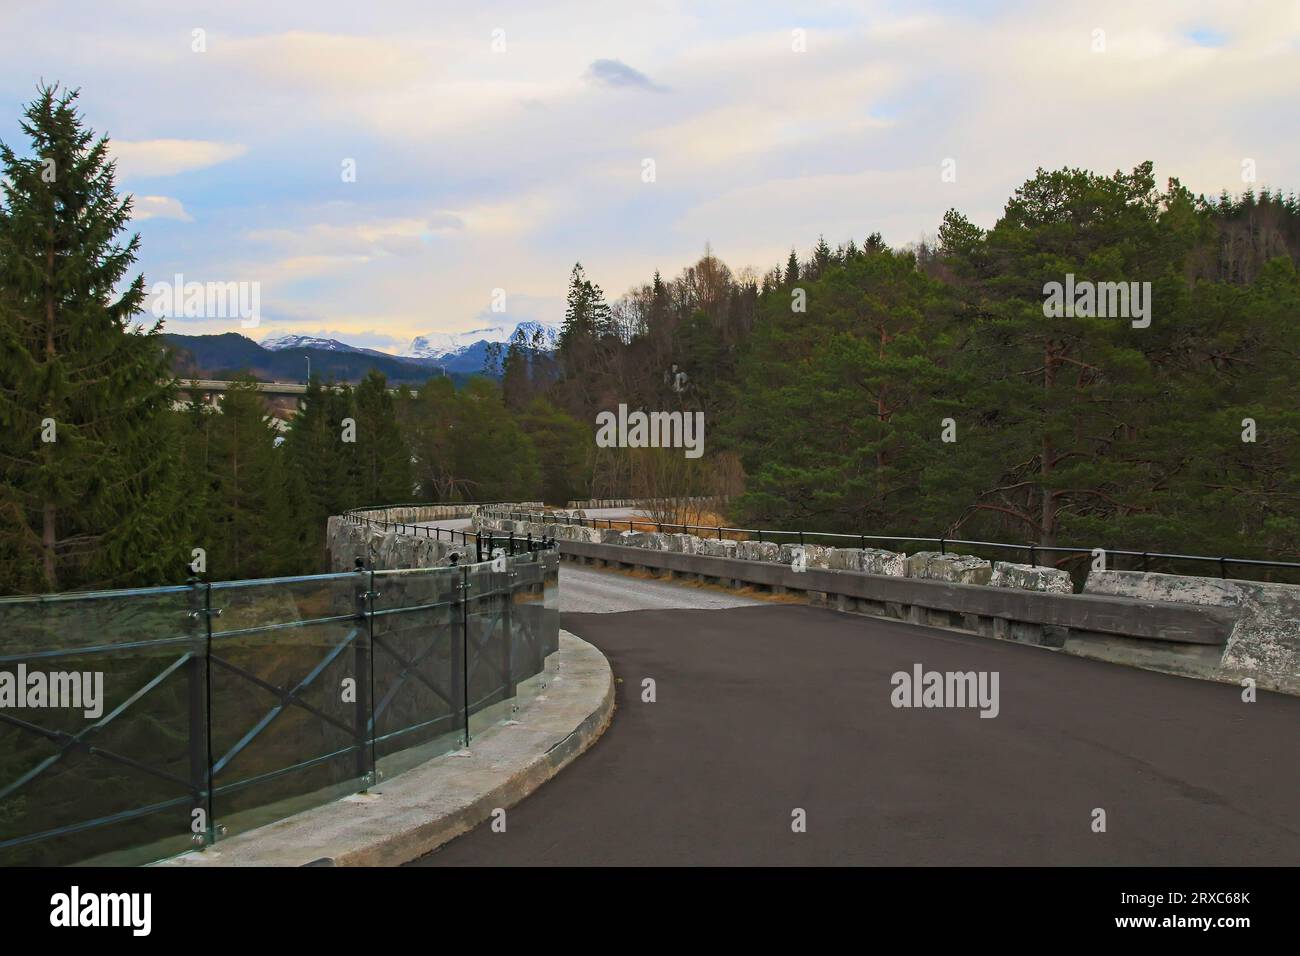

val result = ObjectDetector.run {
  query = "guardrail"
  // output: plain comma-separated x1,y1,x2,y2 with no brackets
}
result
556,536,1237,646
0,548,559,867
565,496,723,511
343,503,552,564
480,507,1300,584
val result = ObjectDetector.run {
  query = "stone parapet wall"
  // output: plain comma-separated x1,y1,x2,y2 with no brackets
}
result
475,508,1073,594
564,496,719,510
1085,570,1300,695
331,506,1297,696
473,509,1298,695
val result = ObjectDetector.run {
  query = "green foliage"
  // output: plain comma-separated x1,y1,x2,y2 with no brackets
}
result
3,84,1296,595
555,162,1300,566
729,247,964,534
182,378,307,580
0,84,193,594
353,369,413,504
447,377,540,501
518,397,590,505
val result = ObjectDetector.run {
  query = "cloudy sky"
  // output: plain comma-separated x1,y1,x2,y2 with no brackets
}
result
1,0,1296,352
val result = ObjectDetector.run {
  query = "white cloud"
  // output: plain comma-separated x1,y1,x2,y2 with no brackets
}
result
217,31,441,94
132,195,192,221
111,140,247,178
10,0,1294,347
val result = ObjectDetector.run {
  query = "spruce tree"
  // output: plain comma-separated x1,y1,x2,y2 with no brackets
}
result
282,375,342,558
518,397,590,505
201,378,303,579
353,370,412,505
0,84,191,593
500,328,531,410
784,249,800,285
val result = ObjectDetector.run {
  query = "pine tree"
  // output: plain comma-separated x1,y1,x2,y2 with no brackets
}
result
945,163,1188,549
811,234,832,278
0,84,191,593
518,397,590,505
559,263,593,348
450,378,540,500
198,379,288,579
353,370,412,505
500,327,531,410
402,376,462,501
281,375,345,558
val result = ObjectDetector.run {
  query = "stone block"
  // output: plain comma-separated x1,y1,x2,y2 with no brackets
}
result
828,548,863,571
736,540,780,562
990,561,1074,594
860,548,907,577
668,534,699,554
697,538,739,559
778,542,831,568
906,551,993,585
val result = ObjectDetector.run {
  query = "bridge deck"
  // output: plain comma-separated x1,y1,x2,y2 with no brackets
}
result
412,573,1300,866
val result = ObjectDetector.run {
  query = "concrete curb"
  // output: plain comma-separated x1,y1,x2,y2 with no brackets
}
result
158,630,614,867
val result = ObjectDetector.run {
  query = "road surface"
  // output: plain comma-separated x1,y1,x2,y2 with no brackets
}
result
412,572,1300,866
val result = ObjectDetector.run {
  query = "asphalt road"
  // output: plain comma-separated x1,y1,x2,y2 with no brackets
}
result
414,601,1300,866
554,564,763,613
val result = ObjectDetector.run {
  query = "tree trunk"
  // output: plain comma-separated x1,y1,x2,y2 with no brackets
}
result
42,232,58,589
1040,343,1057,547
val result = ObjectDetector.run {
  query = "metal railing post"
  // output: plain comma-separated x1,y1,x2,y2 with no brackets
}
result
442,557,466,749
501,557,515,703
461,565,471,745
353,560,375,787
186,577,215,849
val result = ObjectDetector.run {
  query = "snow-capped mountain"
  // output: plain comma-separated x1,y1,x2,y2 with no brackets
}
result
261,334,367,353
402,320,559,360
168,319,561,386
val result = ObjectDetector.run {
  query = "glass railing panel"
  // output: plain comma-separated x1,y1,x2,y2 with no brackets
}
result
0,586,201,866
504,550,560,718
464,561,513,739
370,566,464,778
0,545,562,866
206,573,368,840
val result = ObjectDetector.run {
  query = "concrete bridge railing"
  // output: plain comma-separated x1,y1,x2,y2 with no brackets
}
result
475,509,1300,696
327,503,544,572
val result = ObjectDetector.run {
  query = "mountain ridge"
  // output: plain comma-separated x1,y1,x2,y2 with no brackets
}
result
165,319,560,385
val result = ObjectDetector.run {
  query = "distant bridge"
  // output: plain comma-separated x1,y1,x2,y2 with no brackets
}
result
175,378,402,416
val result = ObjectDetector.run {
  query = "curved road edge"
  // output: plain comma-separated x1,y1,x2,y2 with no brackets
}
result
158,630,615,868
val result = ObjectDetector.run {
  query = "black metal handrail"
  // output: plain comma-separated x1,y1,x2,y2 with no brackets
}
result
478,506,1300,582
0,549,559,866
342,503,557,564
